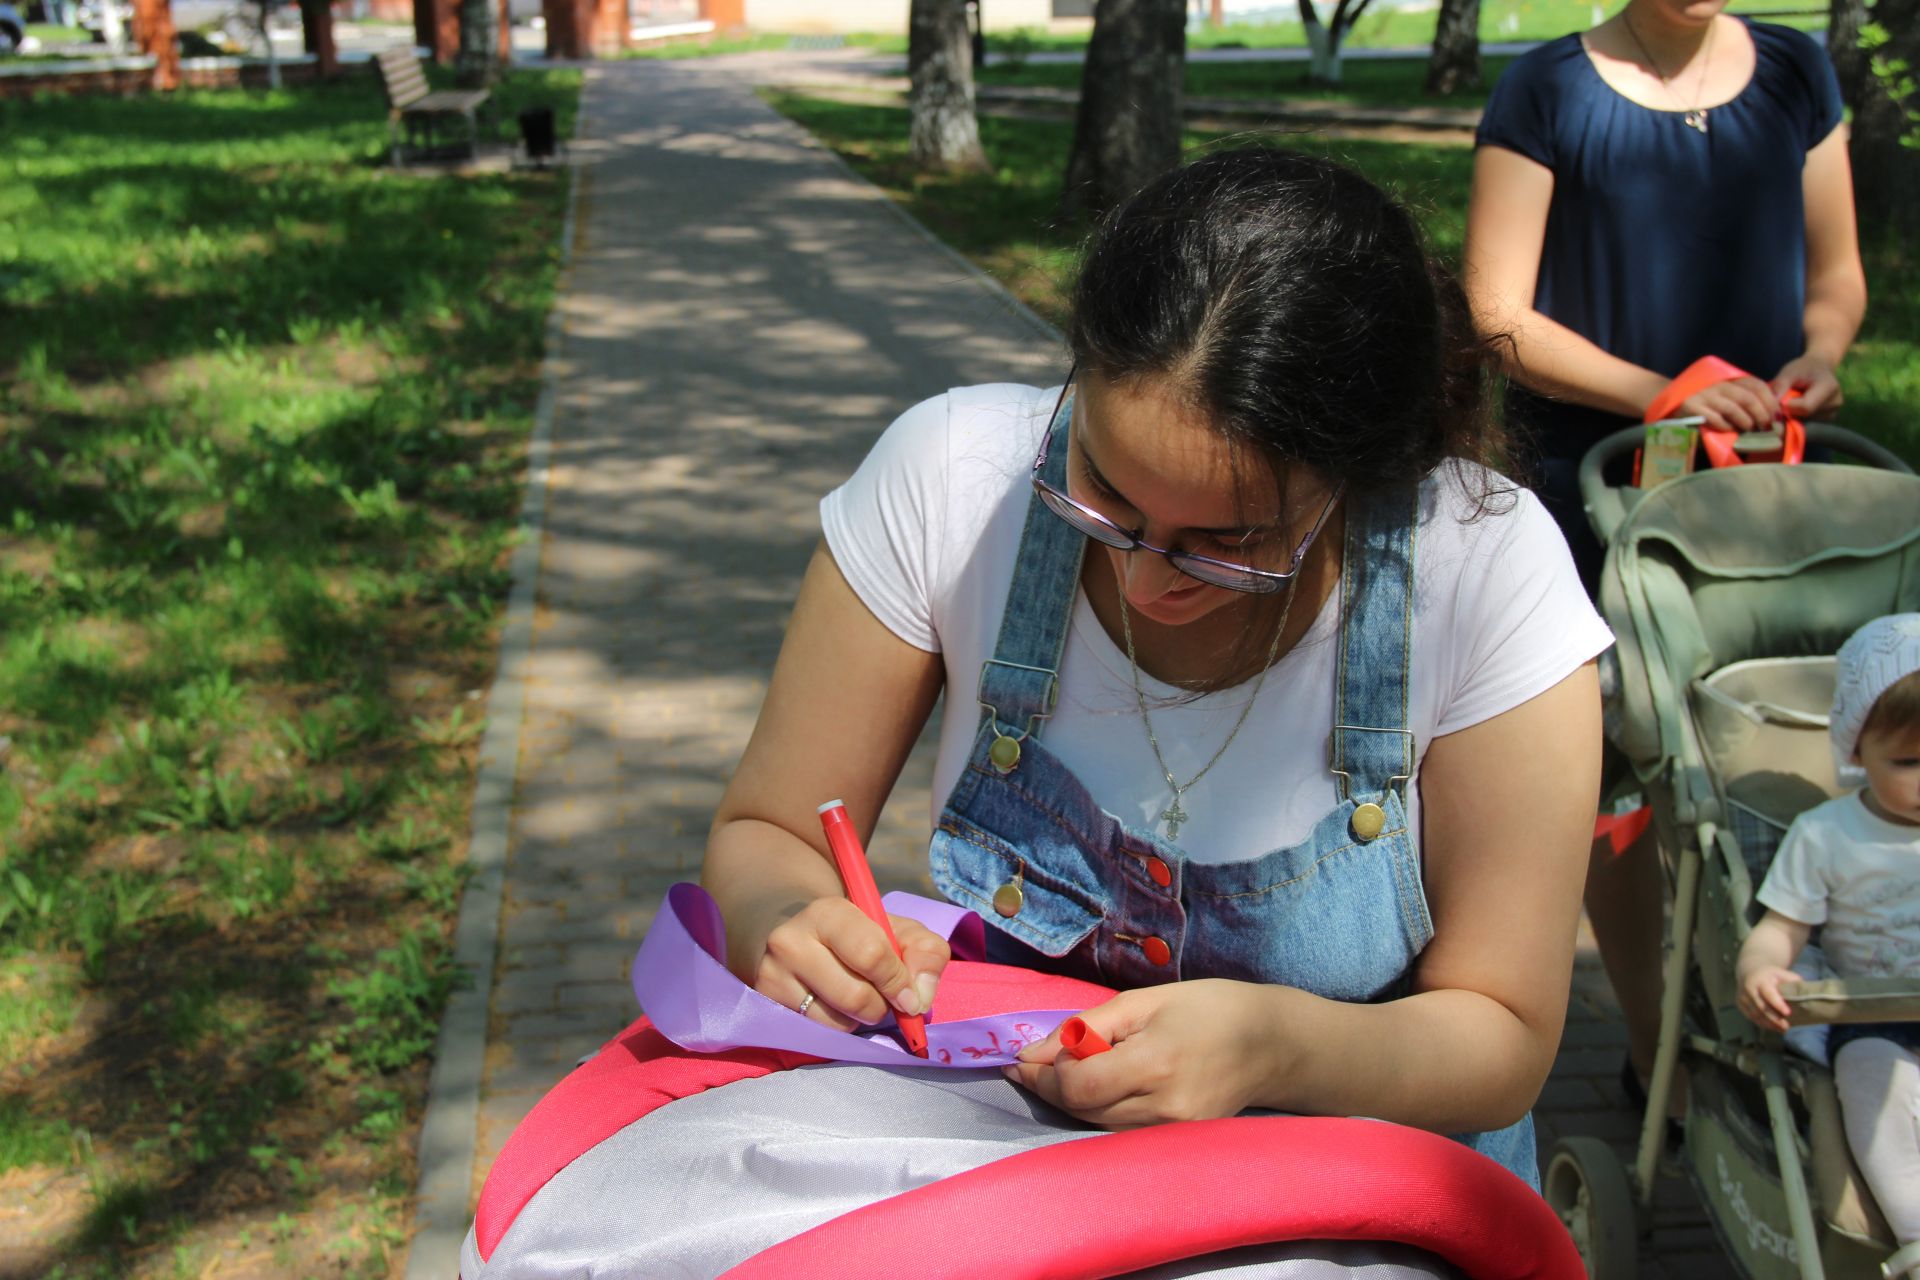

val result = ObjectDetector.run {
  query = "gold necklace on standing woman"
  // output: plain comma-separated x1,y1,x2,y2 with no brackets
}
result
1622,10,1717,134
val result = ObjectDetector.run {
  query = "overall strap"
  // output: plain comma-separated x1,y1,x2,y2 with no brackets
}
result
977,391,1085,742
1330,487,1419,800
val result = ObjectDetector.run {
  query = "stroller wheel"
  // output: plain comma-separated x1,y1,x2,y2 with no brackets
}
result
1544,1136,1638,1280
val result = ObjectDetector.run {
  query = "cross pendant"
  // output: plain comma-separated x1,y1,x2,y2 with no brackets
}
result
1161,795,1188,840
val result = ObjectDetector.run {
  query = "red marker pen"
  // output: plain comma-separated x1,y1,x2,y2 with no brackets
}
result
817,800,929,1058
1059,1016,1111,1059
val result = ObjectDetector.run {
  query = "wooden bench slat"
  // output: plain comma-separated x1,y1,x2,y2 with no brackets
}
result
376,47,493,165
413,90,489,112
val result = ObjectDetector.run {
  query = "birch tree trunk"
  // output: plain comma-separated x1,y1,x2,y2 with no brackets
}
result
909,0,990,173
257,0,280,89
1059,0,1186,221
1297,0,1378,86
1424,0,1481,95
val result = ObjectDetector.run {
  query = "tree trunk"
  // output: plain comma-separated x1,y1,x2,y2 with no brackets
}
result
1424,0,1481,95
102,0,128,51
256,0,281,89
1826,0,1870,109
1059,0,1186,221
458,0,503,85
909,0,990,173
1849,0,1920,242
1297,0,1377,85
1305,20,1341,83
299,0,337,77
130,0,176,86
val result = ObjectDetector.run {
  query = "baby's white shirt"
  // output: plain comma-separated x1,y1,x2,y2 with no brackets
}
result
1758,790,1920,980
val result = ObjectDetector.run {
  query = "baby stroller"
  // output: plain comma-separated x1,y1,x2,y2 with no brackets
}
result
1541,420,1920,1280
459,884,1587,1279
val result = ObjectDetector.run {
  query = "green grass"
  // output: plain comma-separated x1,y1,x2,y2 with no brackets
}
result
628,2,1821,64
972,0,1820,55
762,91,1917,467
980,54,1518,108
619,30,907,58
0,65,579,1276
0,1092,73,1170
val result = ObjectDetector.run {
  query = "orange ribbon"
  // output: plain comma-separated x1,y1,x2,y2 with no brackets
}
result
1593,805,1654,857
1643,355,1806,469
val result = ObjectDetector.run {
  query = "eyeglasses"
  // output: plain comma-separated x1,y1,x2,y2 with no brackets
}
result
1030,367,1343,595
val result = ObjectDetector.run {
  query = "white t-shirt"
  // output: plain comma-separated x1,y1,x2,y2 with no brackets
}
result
1757,791,1920,980
820,384,1614,865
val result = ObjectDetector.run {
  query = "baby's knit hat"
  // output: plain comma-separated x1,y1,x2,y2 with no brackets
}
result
1830,613,1920,776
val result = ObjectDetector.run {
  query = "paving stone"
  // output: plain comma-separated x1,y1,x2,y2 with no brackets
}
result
476,1088,548,1165
496,1007,627,1047
556,979,638,1011
491,972,563,1015
1537,1075,1610,1112
498,943,564,971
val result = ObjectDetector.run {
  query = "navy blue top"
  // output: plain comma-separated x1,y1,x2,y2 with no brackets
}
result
1475,21,1844,461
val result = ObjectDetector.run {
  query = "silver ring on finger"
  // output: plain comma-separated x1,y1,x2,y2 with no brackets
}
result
796,992,817,1018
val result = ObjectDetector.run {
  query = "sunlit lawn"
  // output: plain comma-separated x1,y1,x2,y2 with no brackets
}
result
762,92,1916,468
0,67,578,1276
978,55,1516,109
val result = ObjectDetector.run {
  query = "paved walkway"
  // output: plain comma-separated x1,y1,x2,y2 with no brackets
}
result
409,55,1736,1279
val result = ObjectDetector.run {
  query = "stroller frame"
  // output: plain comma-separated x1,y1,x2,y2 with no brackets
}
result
1543,422,1920,1280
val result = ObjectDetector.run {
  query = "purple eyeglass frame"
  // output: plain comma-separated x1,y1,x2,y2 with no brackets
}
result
1030,367,1344,595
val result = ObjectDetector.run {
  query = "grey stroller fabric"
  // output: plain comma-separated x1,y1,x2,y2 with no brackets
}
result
1600,464,1920,805
462,1064,1465,1280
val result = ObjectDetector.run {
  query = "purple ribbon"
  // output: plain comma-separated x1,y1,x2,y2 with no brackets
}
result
631,883,1080,1068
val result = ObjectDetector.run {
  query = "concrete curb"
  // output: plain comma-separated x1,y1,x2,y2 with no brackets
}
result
401,75,592,1280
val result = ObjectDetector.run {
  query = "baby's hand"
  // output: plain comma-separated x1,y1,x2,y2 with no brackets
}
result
1736,966,1799,1033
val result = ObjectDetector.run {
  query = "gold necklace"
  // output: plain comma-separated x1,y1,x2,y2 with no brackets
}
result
1622,10,1716,134
1118,580,1296,841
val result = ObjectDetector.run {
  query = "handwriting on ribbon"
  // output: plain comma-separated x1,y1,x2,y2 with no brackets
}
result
926,1021,1048,1065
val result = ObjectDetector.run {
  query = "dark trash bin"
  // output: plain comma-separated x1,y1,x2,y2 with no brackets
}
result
518,106,557,166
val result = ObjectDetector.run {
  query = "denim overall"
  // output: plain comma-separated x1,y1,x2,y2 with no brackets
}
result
927,395,1539,1187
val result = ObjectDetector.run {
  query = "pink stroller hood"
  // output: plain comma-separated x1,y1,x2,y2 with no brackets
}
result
467,887,1584,1279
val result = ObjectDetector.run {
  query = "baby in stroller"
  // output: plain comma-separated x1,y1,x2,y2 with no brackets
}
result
1737,615,1920,1278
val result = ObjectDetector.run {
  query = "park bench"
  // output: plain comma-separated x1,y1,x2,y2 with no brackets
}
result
374,46,492,167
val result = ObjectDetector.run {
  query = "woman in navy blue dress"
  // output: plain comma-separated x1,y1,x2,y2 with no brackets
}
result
1462,0,1867,1105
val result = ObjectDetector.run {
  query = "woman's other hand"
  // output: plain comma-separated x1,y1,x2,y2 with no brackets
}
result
1002,980,1278,1128
754,899,948,1031
1770,352,1843,420
1673,373,1784,432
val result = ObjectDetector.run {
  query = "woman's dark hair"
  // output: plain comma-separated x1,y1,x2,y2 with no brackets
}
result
1069,146,1507,494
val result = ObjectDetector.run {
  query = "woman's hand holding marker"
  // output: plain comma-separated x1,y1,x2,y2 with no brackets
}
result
753,898,948,1035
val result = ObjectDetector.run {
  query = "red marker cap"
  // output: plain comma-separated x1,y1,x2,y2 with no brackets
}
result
1059,1016,1111,1059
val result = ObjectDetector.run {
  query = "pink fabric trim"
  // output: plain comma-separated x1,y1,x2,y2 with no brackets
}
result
472,1021,820,1259
722,1116,1585,1280
472,960,1118,1261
